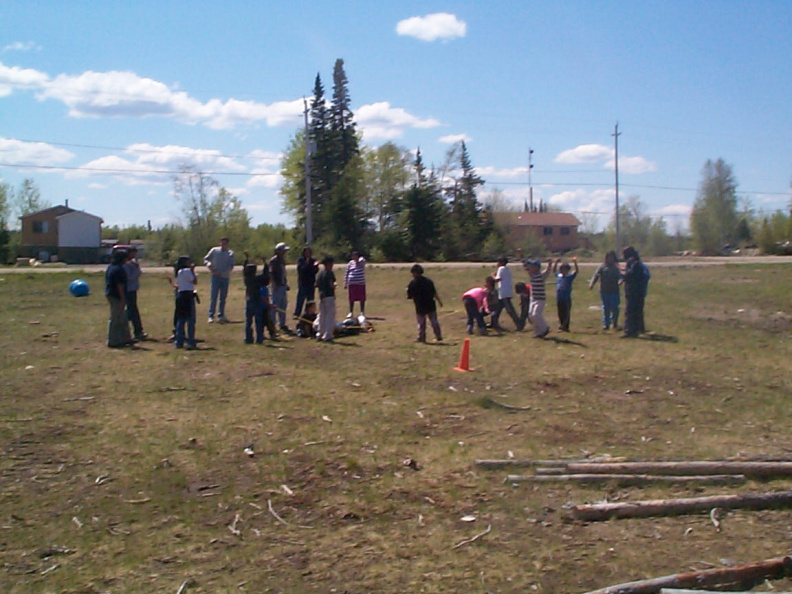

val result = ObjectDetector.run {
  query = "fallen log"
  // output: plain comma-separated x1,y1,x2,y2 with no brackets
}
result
571,490,792,522
660,590,792,594
475,457,625,470
583,555,792,594
565,461,792,478
534,467,569,475
507,474,746,487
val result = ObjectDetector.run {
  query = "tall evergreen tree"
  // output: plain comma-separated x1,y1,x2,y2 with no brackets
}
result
401,149,446,261
443,141,487,260
330,59,359,176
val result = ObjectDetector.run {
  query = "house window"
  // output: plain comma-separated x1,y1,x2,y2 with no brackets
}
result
543,227,554,236
560,227,571,236
32,221,49,233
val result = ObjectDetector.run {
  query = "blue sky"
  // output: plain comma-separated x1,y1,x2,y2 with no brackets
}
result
1,1,790,233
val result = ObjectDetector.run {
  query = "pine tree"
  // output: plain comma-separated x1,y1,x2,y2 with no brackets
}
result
444,141,487,260
401,149,446,260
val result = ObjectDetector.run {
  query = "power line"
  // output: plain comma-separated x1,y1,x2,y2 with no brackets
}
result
0,138,280,162
0,162,279,177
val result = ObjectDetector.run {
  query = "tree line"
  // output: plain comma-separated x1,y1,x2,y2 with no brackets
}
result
1,60,791,264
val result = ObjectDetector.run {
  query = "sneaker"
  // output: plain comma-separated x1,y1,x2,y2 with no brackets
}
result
207,317,214,324
185,344,198,350
218,316,229,324
414,338,426,343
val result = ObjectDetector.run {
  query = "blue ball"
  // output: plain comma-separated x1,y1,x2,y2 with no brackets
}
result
69,279,90,297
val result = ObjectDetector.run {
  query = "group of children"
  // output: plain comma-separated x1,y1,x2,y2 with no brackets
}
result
160,247,631,349
458,256,582,339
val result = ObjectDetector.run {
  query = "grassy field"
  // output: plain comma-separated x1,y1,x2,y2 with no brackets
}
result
2,261,792,593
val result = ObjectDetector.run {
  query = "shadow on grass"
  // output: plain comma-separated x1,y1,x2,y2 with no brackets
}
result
546,336,588,347
638,332,679,343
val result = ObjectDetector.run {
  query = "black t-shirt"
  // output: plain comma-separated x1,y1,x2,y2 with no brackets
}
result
105,263,127,298
297,256,318,288
407,275,437,315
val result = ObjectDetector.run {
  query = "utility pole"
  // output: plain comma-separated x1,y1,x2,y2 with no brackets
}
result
528,148,534,212
613,123,621,255
303,97,313,246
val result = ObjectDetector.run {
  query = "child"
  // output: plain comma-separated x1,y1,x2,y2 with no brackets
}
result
296,301,318,338
344,251,366,318
483,276,502,334
589,250,622,330
553,256,579,332
461,279,492,336
492,256,523,331
525,259,553,338
174,255,198,349
315,256,337,343
406,264,443,343
515,281,531,329
243,251,276,343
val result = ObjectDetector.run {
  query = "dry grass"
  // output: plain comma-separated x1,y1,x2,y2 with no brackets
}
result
1,262,792,593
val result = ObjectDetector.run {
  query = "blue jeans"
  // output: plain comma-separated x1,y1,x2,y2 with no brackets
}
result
270,285,288,328
245,299,264,343
175,292,196,347
209,275,230,319
125,290,144,338
601,292,620,329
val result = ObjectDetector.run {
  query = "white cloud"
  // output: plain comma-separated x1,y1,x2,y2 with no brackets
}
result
556,143,657,174
439,134,472,145
64,143,248,185
0,137,74,165
655,204,691,217
610,155,657,175
0,62,49,97
475,165,529,178
396,13,467,42
0,61,303,129
357,101,441,140
2,41,42,53
555,144,612,164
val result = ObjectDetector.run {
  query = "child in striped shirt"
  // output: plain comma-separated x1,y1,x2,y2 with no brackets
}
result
524,259,553,338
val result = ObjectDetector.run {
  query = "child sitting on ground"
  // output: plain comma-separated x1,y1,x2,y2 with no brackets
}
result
296,301,318,338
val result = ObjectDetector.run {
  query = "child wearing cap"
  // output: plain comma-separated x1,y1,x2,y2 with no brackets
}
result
553,256,579,332
269,242,290,333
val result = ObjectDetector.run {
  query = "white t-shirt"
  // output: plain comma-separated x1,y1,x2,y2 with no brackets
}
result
495,265,513,299
176,268,196,292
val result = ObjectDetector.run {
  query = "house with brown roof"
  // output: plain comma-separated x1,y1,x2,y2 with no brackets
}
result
495,211,581,252
19,201,103,263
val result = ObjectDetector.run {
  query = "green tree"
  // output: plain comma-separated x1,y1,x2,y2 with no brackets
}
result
172,166,250,259
362,142,411,232
400,149,446,261
690,158,739,254
15,178,49,218
0,180,11,262
280,60,364,250
442,141,488,260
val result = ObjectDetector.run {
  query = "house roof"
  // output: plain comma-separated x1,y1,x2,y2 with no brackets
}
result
495,211,581,227
57,210,103,223
19,205,74,220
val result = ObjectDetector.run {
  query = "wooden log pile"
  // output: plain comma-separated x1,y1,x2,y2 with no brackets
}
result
581,555,792,594
476,457,792,521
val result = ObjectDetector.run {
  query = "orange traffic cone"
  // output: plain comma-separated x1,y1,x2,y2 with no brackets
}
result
453,338,474,372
